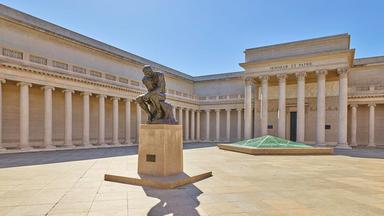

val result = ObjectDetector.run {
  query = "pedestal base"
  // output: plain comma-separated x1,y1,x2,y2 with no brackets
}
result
138,124,183,176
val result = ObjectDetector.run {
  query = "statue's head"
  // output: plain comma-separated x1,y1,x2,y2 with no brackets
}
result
143,65,154,77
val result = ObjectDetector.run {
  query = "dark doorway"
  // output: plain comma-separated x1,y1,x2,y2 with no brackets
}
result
290,112,297,141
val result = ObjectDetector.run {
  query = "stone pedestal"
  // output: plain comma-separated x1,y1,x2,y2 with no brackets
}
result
138,124,183,176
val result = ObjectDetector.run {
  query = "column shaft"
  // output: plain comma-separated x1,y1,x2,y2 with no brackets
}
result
82,92,91,146
337,68,349,148
0,80,4,149
43,86,54,147
260,76,269,136
296,72,306,143
125,99,131,144
277,74,286,138
178,107,183,126
64,90,73,146
136,102,141,143
98,95,106,145
112,97,119,144
244,78,253,139
316,70,327,146
206,110,210,141
368,104,375,147
237,109,242,140
185,109,189,141
191,110,195,141
350,105,357,147
196,111,201,141
215,109,220,141
226,109,231,142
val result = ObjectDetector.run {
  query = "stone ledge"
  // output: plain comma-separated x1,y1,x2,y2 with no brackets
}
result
218,144,334,155
104,172,212,189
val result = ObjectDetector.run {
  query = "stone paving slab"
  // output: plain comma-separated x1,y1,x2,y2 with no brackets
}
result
0,144,383,215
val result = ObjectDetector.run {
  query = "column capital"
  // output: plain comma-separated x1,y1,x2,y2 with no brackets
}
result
96,94,107,98
368,103,376,107
258,75,269,83
215,109,221,112
111,97,120,101
236,108,243,111
123,98,133,102
196,110,201,113
315,69,328,76
276,74,287,81
16,82,32,88
62,89,75,94
350,104,358,108
225,108,232,112
0,78,6,84
295,72,307,80
337,68,349,78
80,91,92,96
41,86,55,91
205,109,211,113
244,77,256,86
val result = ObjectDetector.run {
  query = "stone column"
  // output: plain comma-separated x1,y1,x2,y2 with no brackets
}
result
244,77,254,139
178,107,183,126
112,97,120,145
226,109,231,142
97,95,106,145
350,104,358,147
63,89,74,147
42,86,55,148
237,108,242,140
336,68,349,148
172,106,176,121
81,92,91,146
17,82,32,149
254,87,259,138
136,102,141,143
296,72,306,143
215,109,220,141
205,110,210,141
260,75,269,136
196,110,201,141
316,70,327,146
124,99,131,144
191,110,195,141
0,79,5,150
368,103,376,147
277,74,287,138
185,108,189,141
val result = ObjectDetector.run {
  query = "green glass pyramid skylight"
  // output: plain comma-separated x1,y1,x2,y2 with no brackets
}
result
233,135,312,148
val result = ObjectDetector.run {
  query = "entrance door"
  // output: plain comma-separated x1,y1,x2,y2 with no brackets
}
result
290,112,297,141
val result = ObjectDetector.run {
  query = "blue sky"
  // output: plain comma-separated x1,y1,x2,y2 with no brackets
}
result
1,0,383,76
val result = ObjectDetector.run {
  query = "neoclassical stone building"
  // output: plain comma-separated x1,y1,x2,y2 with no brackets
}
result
0,4,383,152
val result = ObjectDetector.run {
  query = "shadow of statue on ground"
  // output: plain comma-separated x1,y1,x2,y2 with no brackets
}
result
142,172,203,216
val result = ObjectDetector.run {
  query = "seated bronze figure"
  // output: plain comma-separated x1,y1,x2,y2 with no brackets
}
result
136,65,176,124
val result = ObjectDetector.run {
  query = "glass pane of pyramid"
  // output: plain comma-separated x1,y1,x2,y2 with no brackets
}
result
233,135,313,148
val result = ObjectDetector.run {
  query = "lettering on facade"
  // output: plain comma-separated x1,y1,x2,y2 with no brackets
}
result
270,62,312,71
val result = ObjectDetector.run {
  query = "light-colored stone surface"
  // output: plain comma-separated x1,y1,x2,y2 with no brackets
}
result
138,124,183,176
0,145,384,215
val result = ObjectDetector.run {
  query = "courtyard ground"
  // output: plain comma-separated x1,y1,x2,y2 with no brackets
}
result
0,144,383,216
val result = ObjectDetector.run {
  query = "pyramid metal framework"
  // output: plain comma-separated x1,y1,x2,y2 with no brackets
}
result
233,135,313,148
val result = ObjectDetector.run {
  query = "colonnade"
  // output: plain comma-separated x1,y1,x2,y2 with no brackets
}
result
175,107,243,142
349,103,377,147
243,68,350,147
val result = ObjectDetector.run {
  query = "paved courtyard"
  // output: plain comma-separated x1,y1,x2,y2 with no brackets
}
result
0,144,384,216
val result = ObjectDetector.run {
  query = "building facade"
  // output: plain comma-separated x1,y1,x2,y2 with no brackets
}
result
0,4,383,152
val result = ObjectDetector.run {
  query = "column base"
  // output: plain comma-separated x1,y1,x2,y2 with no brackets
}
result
367,144,376,148
335,143,352,149
315,143,326,147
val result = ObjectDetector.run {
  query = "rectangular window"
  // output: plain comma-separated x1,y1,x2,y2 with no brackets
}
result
90,70,102,77
52,61,68,70
119,77,129,84
105,74,116,81
29,55,47,65
73,65,86,74
2,48,23,59
130,80,140,86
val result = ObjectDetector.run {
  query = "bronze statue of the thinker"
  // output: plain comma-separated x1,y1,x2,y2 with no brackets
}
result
136,65,176,124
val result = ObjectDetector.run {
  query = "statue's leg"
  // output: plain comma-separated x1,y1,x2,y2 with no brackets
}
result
136,95,152,119
149,95,163,120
